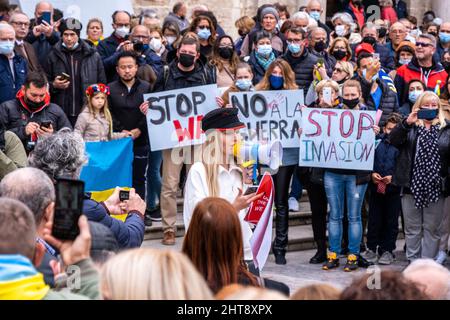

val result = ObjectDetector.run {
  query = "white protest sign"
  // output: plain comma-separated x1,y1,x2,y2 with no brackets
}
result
144,84,218,151
229,90,304,148
299,108,376,171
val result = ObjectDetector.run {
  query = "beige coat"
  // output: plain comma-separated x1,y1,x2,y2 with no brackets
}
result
75,108,128,142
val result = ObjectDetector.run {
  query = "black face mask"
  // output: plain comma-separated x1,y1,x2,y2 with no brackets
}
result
332,49,347,60
218,47,234,60
25,97,46,111
378,27,388,38
314,41,327,52
179,53,196,68
362,36,377,46
343,98,360,109
442,61,450,73
429,31,438,37
238,30,247,38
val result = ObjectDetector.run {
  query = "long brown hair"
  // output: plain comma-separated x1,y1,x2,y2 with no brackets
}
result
255,59,298,91
189,15,216,47
222,62,254,106
182,197,259,294
209,35,240,73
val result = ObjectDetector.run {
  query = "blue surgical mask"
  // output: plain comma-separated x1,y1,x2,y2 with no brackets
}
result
269,75,284,89
439,32,450,44
335,25,346,37
0,40,14,55
257,44,272,57
197,28,211,40
362,68,379,82
288,43,302,54
235,79,252,91
309,11,321,21
408,90,424,103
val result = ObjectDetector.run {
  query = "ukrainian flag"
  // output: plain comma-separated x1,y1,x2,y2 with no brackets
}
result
80,137,133,203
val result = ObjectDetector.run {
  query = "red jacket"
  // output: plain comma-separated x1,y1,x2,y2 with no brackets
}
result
394,56,448,105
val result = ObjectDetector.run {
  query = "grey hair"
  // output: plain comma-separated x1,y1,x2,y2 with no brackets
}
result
0,168,55,225
291,11,310,23
331,12,354,26
9,12,30,23
28,128,87,180
308,26,326,40
0,23,16,37
418,33,437,48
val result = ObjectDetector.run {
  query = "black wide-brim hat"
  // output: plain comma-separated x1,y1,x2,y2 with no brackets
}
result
201,107,246,132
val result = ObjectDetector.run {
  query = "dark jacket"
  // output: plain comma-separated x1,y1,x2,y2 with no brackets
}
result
247,50,281,85
0,93,72,149
351,43,396,72
373,133,400,193
163,12,189,31
394,0,408,19
108,78,151,148
389,119,450,192
394,56,448,106
282,50,319,97
14,41,42,73
0,54,27,104
25,30,60,68
45,40,106,122
358,75,399,127
83,198,145,248
399,101,413,117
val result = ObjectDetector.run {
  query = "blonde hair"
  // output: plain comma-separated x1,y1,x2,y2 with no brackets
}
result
100,248,213,300
335,60,354,78
342,79,363,109
412,91,447,129
329,37,353,61
86,92,113,138
221,286,287,300
291,284,342,300
315,79,340,94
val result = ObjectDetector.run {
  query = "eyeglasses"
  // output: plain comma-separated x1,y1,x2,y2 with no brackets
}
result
11,21,30,27
416,42,433,48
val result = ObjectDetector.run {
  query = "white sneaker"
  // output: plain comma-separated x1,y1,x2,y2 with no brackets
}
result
288,197,299,212
435,250,448,265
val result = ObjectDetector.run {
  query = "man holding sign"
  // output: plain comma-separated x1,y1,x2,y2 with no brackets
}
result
140,35,216,246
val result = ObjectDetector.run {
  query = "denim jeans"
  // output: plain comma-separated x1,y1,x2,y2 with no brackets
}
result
146,150,162,209
324,171,368,255
289,171,303,199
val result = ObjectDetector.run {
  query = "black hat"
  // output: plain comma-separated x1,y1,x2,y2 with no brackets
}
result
59,18,83,37
201,108,245,132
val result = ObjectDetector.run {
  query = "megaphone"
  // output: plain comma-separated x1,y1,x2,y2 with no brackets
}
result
233,140,283,177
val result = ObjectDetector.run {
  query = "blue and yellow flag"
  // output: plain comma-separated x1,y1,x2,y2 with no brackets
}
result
80,138,133,203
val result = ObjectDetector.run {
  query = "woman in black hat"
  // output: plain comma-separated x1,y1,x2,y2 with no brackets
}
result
182,107,262,273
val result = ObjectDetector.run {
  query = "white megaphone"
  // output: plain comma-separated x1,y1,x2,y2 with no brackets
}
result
233,140,283,174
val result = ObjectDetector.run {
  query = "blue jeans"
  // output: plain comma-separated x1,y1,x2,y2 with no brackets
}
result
289,172,303,199
146,150,162,209
324,171,368,255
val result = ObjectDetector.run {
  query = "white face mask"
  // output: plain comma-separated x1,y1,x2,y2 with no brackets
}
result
166,36,176,46
335,25,346,37
150,37,162,52
115,26,130,39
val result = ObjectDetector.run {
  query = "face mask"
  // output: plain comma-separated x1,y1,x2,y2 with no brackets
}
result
362,36,377,46
238,30,247,38
179,53,196,68
235,79,252,91
0,40,14,55
428,31,438,37
335,25,346,37
314,41,327,52
62,41,79,51
257,44,272,57
362,68,379,82
419,108,438,121
399,58,411,65
309,11,321,22
378,27,387,38
218,47,234,60
269,75,284,89
332,49,347,60
150,38,162,52
440,32,450,44
288,43,302,54
408,90,423,103
115,26,130,39
197,28,211,40
166,36,176,46
442,61,450,72
25,96,46,111
343,98,360,109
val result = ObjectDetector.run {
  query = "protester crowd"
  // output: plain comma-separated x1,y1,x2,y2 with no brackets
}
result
0,0,449,300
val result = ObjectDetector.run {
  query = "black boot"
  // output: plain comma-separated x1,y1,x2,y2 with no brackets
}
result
310,241,327,264
144,212,153,227
273,204,289,265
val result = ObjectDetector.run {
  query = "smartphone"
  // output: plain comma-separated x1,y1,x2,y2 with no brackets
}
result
52,178,85,241
41,11,51,25
244,186,258,196
323,87,332,105
40,120,52,129
417,109,438,120
119,190,130,202
59,73,70,81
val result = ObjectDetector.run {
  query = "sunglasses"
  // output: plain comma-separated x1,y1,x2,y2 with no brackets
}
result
198,26,210,30
333,68,344,73
416,42,433,48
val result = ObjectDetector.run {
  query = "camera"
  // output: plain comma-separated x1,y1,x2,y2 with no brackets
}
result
133,40,145,53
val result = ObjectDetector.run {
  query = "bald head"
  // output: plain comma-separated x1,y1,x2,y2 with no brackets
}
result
35,1,53,18
307,0,322,11
131,25,150,44
9,12,30,40
0,23,15,41
440,22,450,34
390,22,407,47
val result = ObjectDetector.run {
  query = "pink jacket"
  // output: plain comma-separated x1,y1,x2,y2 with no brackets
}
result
75,108,129,142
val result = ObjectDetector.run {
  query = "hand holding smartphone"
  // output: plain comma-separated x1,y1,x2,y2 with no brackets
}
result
323,87,332,105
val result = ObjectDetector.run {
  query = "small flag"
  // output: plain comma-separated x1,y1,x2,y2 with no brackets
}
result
435,80,442,96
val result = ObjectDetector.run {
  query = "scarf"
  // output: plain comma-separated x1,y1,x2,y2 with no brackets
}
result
88,36,104,47
255,51,276,71
0,255,50,300
410,125,442,209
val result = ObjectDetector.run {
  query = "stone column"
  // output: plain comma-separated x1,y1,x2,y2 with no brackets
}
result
431,0,450,23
